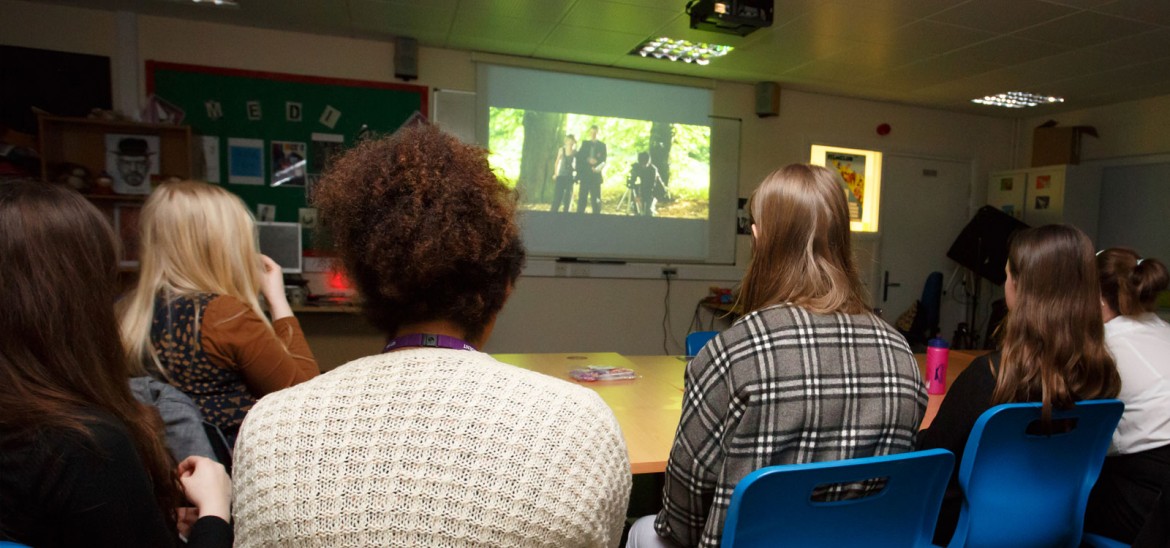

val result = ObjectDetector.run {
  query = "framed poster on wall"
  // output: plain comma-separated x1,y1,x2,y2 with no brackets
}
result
810,144,883,233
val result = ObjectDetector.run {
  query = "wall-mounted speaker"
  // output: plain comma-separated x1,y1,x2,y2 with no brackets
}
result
755,81,780,118
394,37,418,82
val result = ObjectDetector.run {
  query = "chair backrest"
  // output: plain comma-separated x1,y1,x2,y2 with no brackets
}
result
721,449,955,548
685,330,719,358
950,399,1125,548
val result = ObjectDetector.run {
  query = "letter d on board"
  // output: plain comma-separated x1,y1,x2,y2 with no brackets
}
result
286,101,302,122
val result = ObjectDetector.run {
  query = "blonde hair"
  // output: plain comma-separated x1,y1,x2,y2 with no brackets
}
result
120,181,268,374
740,163,868,315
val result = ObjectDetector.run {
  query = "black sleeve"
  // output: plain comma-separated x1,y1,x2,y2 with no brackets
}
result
917,353,998,469
599,141,608,163
37,419,232,548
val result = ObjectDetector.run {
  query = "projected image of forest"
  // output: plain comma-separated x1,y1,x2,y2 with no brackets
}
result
488,108,711,219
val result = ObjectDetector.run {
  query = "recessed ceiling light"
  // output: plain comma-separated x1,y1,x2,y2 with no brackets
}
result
972,91,1065,108
630,37,733,65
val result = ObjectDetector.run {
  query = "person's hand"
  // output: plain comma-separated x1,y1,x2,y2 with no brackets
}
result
176,507,199,539
259,254,294,320
177,456,231,522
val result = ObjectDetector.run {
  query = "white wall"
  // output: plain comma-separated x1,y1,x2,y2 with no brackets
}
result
1021,95,1170,164
2,0,1018,362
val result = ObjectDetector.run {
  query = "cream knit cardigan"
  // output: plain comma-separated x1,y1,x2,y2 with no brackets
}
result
232,348,632,547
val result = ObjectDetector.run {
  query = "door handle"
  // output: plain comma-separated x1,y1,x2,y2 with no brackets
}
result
883,271,901,302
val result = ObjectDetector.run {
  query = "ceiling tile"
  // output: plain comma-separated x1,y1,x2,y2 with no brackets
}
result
994,48,1137,87
870,20,997,54
1031,0,1116,8
1092,28,1170,63
942,36,1071,66
783,59,888,81
800,2,916,44
539,24,646,56
823,0,967,19
1018,10,1156,47
349,0,456,42
450,10,553,45
455,0,575,22
560,0,679,36
928,0,1078,34
1092,0,1170,26
1048,57,1170,98
815,41,938,70
869,55,1001,92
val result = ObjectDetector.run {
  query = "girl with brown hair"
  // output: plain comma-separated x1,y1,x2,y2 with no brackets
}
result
1085,248,1170,544
0,181,231,546
918,224,1121,545
631,164,926,548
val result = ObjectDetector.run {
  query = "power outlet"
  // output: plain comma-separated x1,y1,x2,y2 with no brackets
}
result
662,267,678,278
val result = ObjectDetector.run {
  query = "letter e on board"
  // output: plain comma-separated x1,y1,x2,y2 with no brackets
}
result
247,101,262,121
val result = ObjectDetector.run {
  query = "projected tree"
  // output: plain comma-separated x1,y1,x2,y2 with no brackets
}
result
488,107,710,219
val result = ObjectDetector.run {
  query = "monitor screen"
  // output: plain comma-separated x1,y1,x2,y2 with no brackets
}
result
256,221,303,274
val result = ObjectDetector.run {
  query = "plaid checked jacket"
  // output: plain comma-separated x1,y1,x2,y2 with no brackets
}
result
655,304,927,547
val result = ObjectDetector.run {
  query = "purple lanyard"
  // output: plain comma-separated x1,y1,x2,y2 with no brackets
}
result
382,333,476,353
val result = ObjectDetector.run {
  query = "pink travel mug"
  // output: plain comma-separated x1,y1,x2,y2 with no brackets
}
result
926,338,949,395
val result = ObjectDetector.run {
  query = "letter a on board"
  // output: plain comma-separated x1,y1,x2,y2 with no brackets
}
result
247,101,262,121
205,100,223,121
319,105,341,129
286,101,303,122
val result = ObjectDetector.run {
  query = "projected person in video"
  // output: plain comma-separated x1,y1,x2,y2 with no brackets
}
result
550,134,577,213
628,151,666,216
575,125,607,214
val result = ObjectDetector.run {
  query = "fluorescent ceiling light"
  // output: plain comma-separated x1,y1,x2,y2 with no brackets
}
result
972,91,1065,108
188,0,239,6
631,37,733,65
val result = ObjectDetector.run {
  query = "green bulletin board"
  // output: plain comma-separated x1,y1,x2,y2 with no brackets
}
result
146,61,427,252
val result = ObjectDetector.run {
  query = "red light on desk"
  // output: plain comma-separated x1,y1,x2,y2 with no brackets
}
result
328,269,351,291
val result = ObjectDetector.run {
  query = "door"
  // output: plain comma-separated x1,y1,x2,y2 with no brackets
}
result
878,155,972,344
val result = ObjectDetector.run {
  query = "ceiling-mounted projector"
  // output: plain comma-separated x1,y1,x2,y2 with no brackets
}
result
687,0,773,36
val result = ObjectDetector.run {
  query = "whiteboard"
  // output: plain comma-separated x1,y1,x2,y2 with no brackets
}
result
433,89,476,145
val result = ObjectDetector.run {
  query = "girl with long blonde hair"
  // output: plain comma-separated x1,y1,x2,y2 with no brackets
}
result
120,181,317,444
632,164,926,548
919,224,1120,545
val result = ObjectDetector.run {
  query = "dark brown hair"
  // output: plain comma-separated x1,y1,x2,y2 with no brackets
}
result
1097,248,1169,315
994,225,1120,419
312,124,525,341
740,163,868,315
0,181,180,528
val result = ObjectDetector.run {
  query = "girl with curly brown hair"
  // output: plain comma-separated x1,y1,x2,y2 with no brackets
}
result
230,124,631,547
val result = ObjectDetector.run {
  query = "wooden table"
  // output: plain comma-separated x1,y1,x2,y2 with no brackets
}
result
492,352,685,474
494,350,982,475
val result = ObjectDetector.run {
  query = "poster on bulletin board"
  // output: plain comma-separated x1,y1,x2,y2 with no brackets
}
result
146,61,428,254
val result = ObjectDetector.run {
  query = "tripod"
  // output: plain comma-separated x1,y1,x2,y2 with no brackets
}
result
617,185,643,215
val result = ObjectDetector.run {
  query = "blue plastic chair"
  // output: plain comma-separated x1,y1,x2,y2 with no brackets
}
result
721,449,955,548
947,399,1124,548
685,330,718,358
